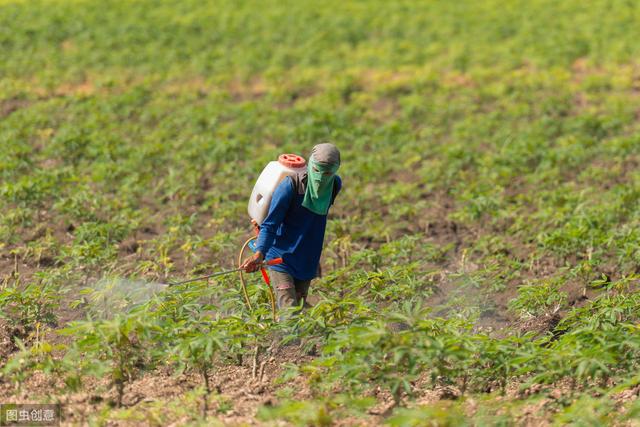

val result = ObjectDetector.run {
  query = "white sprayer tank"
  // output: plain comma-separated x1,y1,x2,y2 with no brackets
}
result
248,154,307,225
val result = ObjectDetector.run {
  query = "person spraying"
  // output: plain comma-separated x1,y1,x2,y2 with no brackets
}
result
241,143,342,310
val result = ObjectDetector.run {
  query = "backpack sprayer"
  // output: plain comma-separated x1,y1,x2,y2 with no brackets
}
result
167,154,307,321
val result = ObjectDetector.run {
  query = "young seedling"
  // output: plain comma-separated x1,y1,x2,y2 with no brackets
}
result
61,313,154,407
170,316,227,418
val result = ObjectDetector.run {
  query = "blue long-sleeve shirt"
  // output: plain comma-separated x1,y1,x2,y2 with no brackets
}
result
255,175,342,281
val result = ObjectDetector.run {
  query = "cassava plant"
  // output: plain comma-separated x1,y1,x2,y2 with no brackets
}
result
60,313,156,407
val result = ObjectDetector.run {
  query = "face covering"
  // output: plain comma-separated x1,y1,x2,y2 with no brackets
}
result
302,155,339,215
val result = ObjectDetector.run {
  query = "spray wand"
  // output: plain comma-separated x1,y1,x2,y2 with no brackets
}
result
167,258,283,287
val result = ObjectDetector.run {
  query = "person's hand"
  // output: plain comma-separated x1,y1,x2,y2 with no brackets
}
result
241,251,264,273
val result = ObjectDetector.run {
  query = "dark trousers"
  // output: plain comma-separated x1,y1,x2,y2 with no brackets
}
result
269,270,311,309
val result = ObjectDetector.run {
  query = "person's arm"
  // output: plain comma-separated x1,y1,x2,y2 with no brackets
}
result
332,175,342,204
317,176,342,278
241,178,293,272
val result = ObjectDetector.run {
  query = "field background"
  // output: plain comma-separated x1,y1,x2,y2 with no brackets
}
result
2,0,640,425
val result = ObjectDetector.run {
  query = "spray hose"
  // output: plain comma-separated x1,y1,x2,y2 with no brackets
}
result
238,230,279,321
167,256,282,286
167,223,280,321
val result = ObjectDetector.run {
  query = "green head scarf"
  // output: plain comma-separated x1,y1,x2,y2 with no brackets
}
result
302,143,341,215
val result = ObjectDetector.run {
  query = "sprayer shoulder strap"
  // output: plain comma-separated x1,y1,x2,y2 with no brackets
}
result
290,172,339,205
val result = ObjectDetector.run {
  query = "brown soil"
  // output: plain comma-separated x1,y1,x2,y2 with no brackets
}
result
0,342,324,426
0,319,19,364
0,98,31,118
514,311,563,338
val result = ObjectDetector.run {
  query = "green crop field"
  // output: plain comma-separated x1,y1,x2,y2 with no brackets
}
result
2,0,640,425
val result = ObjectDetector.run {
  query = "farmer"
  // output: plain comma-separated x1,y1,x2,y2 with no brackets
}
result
241,143,342,310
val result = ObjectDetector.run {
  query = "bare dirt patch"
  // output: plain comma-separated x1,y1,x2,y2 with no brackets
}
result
0,319,19,364
228,77,269,102
0,341,319,426
0,98,31,118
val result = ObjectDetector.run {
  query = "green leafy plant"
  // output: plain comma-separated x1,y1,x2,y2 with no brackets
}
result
0,281,60,334
170,316,227,418
508,278,567,318
61,314,155,407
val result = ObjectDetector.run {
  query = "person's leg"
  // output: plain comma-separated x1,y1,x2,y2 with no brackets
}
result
294,279,312,309
270,270,299,309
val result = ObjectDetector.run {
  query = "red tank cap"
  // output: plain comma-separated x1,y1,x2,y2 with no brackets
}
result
278,153,306,168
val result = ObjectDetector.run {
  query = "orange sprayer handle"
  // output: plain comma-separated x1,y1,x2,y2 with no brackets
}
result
260,258,281,286
260,268,270,285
